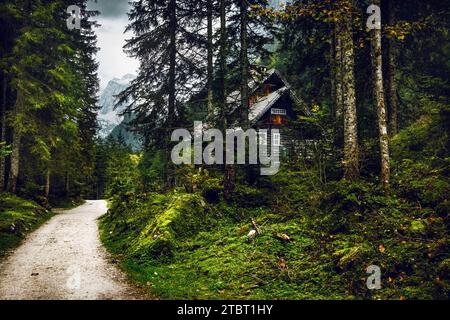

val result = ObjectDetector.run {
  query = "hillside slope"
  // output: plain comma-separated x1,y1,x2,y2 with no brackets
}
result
0,193,53,258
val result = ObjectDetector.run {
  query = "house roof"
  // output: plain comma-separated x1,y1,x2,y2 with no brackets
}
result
249,86,288,123
227,68,310,123
226,68,278,107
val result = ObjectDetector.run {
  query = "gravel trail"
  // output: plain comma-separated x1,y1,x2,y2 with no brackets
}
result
0,200,145,300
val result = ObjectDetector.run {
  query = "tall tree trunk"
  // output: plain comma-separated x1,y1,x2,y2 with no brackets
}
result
334,25,343,122
219,0,227,126
44,167,50,199
240,0,249,128
386,0,398,136
207,0,214,118
65,171,70,197
371,0,390,188
340,15,359,181
6,90,24,194
333,23,344,149
219,0,233,201
168,0,176,127
164,0,177,189
7,130,21,194
0,71,7,191
331,31,336,116
240,0,252,183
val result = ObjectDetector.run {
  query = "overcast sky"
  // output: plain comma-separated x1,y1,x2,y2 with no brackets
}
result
87,0,138,91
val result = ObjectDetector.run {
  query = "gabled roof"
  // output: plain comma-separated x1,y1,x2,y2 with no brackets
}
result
249,86,288,123
227,68,310,122
227,68,278,107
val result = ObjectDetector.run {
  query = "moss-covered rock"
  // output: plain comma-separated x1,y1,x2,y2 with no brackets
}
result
130,194,209,260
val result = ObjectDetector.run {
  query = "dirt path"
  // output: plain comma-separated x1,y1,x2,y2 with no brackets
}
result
0,200,145,300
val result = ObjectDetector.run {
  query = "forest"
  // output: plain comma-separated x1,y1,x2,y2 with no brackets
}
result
0,0,449,300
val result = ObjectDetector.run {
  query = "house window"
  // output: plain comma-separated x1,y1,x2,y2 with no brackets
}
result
271,108,287,115
272,133,281,147
272,115,283,125
258,131,268,146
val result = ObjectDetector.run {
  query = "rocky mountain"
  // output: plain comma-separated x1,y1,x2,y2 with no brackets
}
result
97,74,135,138
97,74,142,150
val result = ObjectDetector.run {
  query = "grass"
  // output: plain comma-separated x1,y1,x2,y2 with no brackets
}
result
99,192,358,300
106,222,350,300
99,105,449,300
0,193,53,258
100,185,449,300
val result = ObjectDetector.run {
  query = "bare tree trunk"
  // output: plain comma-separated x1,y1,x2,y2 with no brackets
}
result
44,168,50,199
0,71,7,191
219,0,227,118
371,0,390,188
240,0,249,128
207,0,214,117
65,171,70,197
334,25,343,122
168,0,176,126
332,22,345,151
219,0,233,201
387,45,398,135
331,31,336,116
386,0,398,136
6,90,23,194
164,0,177,189
7,130,21,194
340,16,359,181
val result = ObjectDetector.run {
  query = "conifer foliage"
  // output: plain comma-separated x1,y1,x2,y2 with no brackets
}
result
0,0,99,202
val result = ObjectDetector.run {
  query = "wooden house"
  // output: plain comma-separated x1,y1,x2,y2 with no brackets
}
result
227,68,310,156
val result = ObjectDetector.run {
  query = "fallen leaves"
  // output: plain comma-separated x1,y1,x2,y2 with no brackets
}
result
273,233,291,242
279,259,288,270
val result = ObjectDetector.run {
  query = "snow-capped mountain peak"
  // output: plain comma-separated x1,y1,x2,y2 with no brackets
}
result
97,74,135,138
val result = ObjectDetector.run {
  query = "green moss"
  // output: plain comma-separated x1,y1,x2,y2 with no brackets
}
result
129,194,209,260
99,102,449,300
100,191,350,299
100,178,449,300
0,193,53,258
410,220,426,233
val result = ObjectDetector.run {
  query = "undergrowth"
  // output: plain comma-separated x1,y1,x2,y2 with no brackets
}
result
0,193,53,258
100,107,449,300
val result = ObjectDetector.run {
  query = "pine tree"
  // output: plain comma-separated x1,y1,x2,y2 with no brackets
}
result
119,0,206,187
206,0,215,118
386,0,398,136
0,0,99,198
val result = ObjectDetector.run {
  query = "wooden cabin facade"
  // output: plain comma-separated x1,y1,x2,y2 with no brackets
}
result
227,69,310,156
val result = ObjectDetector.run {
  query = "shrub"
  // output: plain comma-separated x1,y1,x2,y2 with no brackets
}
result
200,178,223,203
231,185,269,208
